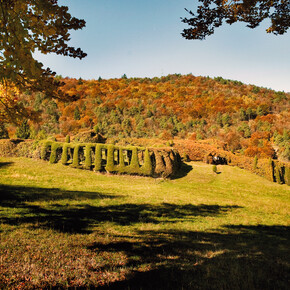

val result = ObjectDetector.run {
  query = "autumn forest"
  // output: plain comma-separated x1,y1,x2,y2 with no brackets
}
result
4,74,289,162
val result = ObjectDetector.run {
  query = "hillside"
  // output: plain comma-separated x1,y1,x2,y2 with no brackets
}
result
3,74,290,162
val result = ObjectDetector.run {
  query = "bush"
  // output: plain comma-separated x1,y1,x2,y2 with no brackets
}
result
128,147,140,174
117,148,126,173
40,141,53,160
49,142,62,164
65,135,70,143
0,140,17,157
84,144,94,170
141,149,153,176
94,144,103,172
105,144,116,173
61,143,71,165
72,144,81,168
285,166,290,186
16,120,30,139
275,165,282,184
0,124,9,139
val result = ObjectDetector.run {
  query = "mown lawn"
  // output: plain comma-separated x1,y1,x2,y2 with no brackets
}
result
0,157,289,289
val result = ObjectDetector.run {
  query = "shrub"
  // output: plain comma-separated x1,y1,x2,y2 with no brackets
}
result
285,166,290,186
40,141,52,160
49,142,62,164
0,124,9,139
0,140,17,157
84,144,94,170
16,120,30,139
212,165,217,173
61,143,70,165
117,148,126,173
65,135,70,143
94,144,103,172
128,147,140,174
141,149,153,176
154,150,166,175
105,144,116,173
72,144,81,168
275,165,282,184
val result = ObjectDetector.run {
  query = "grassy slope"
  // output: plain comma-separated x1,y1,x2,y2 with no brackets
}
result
0,157,289,289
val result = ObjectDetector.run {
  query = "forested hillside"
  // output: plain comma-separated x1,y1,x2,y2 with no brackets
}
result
4,74,290,162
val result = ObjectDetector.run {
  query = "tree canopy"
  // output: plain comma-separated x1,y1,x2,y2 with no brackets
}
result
0,0,86,123
182,0,290,40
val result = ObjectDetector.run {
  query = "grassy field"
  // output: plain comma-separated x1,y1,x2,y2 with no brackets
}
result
0,157,289,289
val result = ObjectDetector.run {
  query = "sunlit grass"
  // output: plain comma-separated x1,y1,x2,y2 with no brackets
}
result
0,157,289,289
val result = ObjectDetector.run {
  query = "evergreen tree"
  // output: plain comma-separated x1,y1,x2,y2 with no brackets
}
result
16,120,30,139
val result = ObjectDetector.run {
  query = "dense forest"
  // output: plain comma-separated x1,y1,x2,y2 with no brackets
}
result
2,74,289,162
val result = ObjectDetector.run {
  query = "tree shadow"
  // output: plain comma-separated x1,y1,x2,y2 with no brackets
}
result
0,184,118,206
171,162,193,179
0,162,14,169
92,225,290,289
0,185,241,233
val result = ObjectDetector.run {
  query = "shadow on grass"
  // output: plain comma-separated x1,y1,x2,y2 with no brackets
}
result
0,184,118,205
0,184,241,233
171,162,193,179
94,225,290,289
0,185,241,234
0,162,14,169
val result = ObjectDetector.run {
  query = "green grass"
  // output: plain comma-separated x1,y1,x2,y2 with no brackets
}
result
0,157,289,289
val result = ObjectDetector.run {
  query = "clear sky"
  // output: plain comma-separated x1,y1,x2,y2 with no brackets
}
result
35,0,290,92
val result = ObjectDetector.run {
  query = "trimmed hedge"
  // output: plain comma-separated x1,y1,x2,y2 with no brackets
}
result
84,144,94,170
41,140,53,160
72,144,81,168
61,143,71,165
36,140,181,178
94,144,103,172
49,142,63,164
141,149,153,176
105,144,116,173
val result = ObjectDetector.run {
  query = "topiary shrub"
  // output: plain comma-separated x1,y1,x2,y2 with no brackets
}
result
65,135,70,143
163,152,174,177
128,147,140,174
285,166,290,186
94,144,103,172
61,143,71,165
154,150,166,176
105,144,116,173
275,164,282,184
49,142,62,164
72,144,81,168
84,144,94,170
141,148,153,176
117,148,126,173
41,141,52,160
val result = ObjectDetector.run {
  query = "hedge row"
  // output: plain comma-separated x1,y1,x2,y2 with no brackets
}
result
40,141,180,177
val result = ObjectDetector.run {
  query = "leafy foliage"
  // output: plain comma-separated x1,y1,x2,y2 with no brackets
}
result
182,0,290,40
0,0,86,123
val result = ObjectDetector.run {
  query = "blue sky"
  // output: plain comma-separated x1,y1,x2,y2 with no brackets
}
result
35,0,290,92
